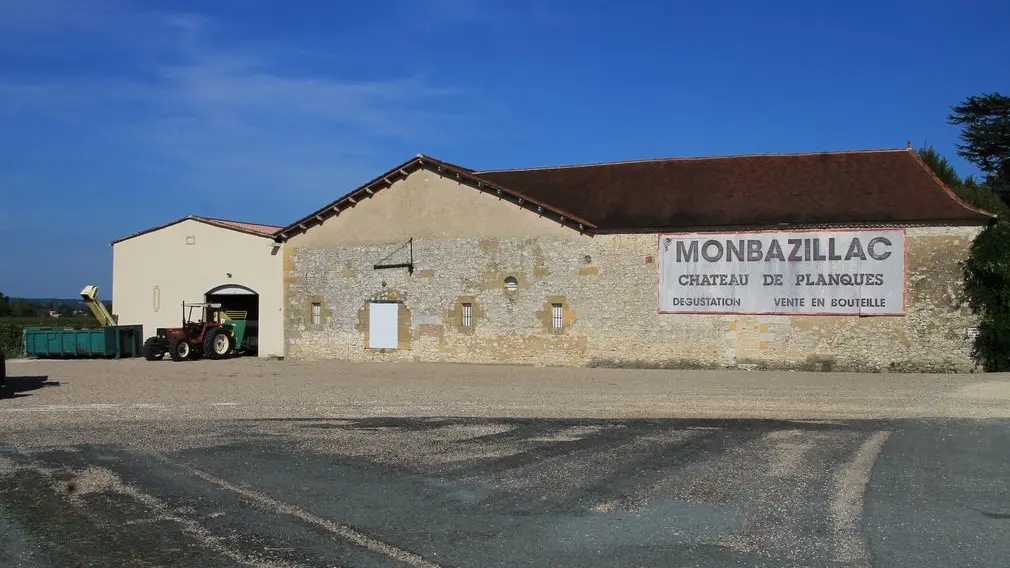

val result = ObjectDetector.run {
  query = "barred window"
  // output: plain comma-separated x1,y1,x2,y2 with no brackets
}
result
462,303,473,328
311,303,321,325
552,303,563,329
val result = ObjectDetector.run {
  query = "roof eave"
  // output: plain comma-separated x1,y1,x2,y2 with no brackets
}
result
276,157,426,240
111,216,281,245
275,155,597,240
427,157,597,231
110,216,193,246
906,148,998,221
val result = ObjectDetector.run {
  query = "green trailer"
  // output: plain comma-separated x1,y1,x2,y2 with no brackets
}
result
20,285,144,359
23,325,144,359
219,311,257,354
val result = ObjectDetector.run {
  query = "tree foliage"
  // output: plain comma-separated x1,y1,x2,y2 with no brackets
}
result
0,323,22,357
948,92,1010,201
0,292,10,317
11,299,37,318
941,92,1010,370
957,176,1010,219
962,219,1010,370
917,143,963,187
916,144,1008,217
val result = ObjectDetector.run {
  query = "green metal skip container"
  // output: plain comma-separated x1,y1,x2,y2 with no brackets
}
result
23,325,144,359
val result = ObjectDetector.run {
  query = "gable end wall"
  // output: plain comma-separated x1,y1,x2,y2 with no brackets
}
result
287,169,575,248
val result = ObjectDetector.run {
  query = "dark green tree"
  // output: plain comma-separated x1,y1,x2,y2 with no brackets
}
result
917,144,963,187
0,292,10,317
11,299,37,318
948,93,1010,370
916,144,1007,217
962,220,1010,370
948,93,1010,202
958,177,1009,218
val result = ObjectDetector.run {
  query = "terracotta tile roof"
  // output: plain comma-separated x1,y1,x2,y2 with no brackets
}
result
473,148,994,231
111,215,282,245
194,216,283,237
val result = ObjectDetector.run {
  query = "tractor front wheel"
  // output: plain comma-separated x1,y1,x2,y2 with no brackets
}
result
169,338,192,362
203,328,235,360
142,337,166,361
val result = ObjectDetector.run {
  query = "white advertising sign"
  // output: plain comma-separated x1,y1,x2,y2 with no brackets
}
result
658,229,906,315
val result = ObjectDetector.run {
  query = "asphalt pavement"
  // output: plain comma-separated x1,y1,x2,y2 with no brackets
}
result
0,359,1008,567
1,416,1007,567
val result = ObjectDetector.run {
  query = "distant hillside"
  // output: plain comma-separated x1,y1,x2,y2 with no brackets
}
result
12,298,93,310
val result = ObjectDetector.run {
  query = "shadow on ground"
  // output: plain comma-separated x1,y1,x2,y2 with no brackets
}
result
1,376,59,398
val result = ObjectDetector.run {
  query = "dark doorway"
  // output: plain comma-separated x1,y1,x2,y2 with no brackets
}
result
206,285,259,354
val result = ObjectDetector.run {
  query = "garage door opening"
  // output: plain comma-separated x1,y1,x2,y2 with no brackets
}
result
206,284,259,354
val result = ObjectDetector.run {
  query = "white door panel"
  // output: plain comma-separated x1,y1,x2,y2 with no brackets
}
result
369,302,399,349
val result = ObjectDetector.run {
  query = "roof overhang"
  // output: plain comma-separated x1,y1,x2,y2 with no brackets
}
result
274,154,597,241
907,149,998,221
112,216,282,246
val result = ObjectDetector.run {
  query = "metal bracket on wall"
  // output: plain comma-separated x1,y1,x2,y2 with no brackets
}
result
373,237,414,274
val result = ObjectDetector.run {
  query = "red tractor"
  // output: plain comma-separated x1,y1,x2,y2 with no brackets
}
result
142,302,236,362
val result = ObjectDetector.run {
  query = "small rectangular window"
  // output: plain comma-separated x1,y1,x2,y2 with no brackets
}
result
311,303,321,325
552,303,563,329
462,303,472,328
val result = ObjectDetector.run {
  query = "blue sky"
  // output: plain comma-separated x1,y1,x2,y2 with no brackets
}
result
1,0,1008,298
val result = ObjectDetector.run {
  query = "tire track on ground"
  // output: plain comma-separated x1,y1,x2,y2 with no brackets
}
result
831,430,890,567
163,457,446,568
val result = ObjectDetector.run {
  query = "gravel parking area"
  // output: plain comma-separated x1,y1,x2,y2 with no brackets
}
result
2,357,1010,425
1,358,1008,567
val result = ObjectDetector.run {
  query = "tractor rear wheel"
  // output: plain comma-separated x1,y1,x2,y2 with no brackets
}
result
142,338,165,361
203,328,234,360
169,338,192,362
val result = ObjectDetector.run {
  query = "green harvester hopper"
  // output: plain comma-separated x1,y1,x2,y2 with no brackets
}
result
218,310,258,354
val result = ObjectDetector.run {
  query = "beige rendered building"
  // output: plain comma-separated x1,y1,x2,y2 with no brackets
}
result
275,149,994,372
111,216,285,359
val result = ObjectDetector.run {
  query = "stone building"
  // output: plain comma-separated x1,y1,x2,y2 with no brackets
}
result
274,149,994,372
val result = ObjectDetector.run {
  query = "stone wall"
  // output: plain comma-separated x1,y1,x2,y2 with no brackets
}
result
284,225,983,372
